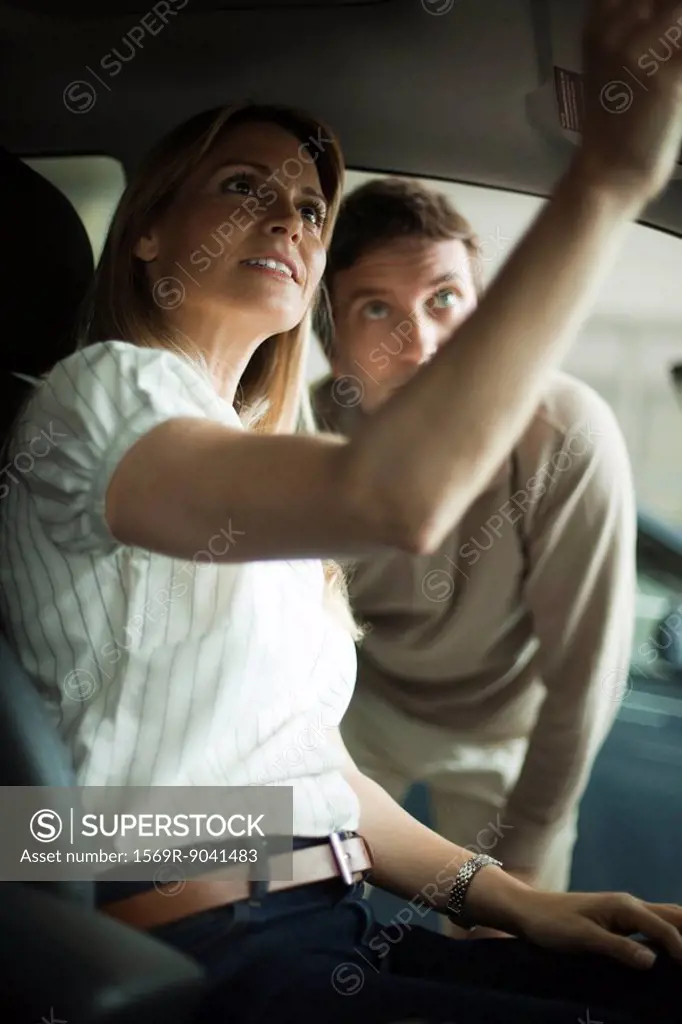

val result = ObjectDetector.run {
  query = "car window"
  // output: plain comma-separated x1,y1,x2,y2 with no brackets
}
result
633,573,681,674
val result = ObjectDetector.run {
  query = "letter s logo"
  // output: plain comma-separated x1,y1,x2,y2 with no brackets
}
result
30,809,63,842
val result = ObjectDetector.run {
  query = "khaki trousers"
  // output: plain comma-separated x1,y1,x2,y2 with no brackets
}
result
341,684,578,898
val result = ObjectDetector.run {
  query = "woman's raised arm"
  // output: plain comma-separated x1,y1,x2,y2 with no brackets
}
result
107,0,682,563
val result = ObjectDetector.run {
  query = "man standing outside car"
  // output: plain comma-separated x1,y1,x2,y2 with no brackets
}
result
311,177,637,934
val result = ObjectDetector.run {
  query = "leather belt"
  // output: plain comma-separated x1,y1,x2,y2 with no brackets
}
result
100,833,373,931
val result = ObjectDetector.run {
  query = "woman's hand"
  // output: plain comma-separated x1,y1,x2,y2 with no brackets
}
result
515,890,682,969
576,0,682,205
467,870,538,938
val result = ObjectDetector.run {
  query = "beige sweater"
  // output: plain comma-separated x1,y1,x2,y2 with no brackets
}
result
311,370,637,870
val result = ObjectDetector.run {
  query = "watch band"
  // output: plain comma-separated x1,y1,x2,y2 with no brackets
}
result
446,853,503,929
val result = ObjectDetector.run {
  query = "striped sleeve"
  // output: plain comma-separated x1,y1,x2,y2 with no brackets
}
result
8,341,231,553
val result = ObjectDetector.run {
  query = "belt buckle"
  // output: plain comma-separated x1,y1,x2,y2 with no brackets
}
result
328,830,354,886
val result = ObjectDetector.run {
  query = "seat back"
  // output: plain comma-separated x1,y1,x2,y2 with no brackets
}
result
0,147,95,905
0,147,94,437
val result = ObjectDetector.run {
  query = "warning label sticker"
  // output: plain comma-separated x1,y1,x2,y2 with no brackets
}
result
553,64,682,165
554,66,585,133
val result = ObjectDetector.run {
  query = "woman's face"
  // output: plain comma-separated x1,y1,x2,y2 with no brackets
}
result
136,120,330,347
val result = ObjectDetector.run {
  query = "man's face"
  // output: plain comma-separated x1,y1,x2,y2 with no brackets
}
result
330,236,479,411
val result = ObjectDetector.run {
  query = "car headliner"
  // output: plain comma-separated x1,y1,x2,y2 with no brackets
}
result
2,0,682,237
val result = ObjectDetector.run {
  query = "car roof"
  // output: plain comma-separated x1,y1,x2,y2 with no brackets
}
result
3,0,682,237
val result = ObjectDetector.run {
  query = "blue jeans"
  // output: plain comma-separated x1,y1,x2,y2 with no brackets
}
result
132,839,682,1024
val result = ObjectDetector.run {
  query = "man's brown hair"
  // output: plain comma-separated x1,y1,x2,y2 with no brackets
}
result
315,176,483,357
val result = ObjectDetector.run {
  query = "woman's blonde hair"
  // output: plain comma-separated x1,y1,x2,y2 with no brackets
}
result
78,102,361,638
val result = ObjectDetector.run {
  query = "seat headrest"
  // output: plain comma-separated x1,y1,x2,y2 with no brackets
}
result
0,147,94,380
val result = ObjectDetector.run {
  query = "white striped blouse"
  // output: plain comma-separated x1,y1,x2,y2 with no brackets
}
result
0,341,359,837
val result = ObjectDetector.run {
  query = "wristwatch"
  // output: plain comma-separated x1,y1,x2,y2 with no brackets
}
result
446,853,503,929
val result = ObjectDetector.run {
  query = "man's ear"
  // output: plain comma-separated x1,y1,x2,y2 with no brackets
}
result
134,230,159,262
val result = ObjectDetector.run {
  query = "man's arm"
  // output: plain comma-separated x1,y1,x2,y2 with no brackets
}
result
494,385,637,876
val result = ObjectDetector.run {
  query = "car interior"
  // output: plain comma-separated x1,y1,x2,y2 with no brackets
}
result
1,0,681,1019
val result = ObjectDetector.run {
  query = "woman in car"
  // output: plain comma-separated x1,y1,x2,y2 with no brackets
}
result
2,2,682,1021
